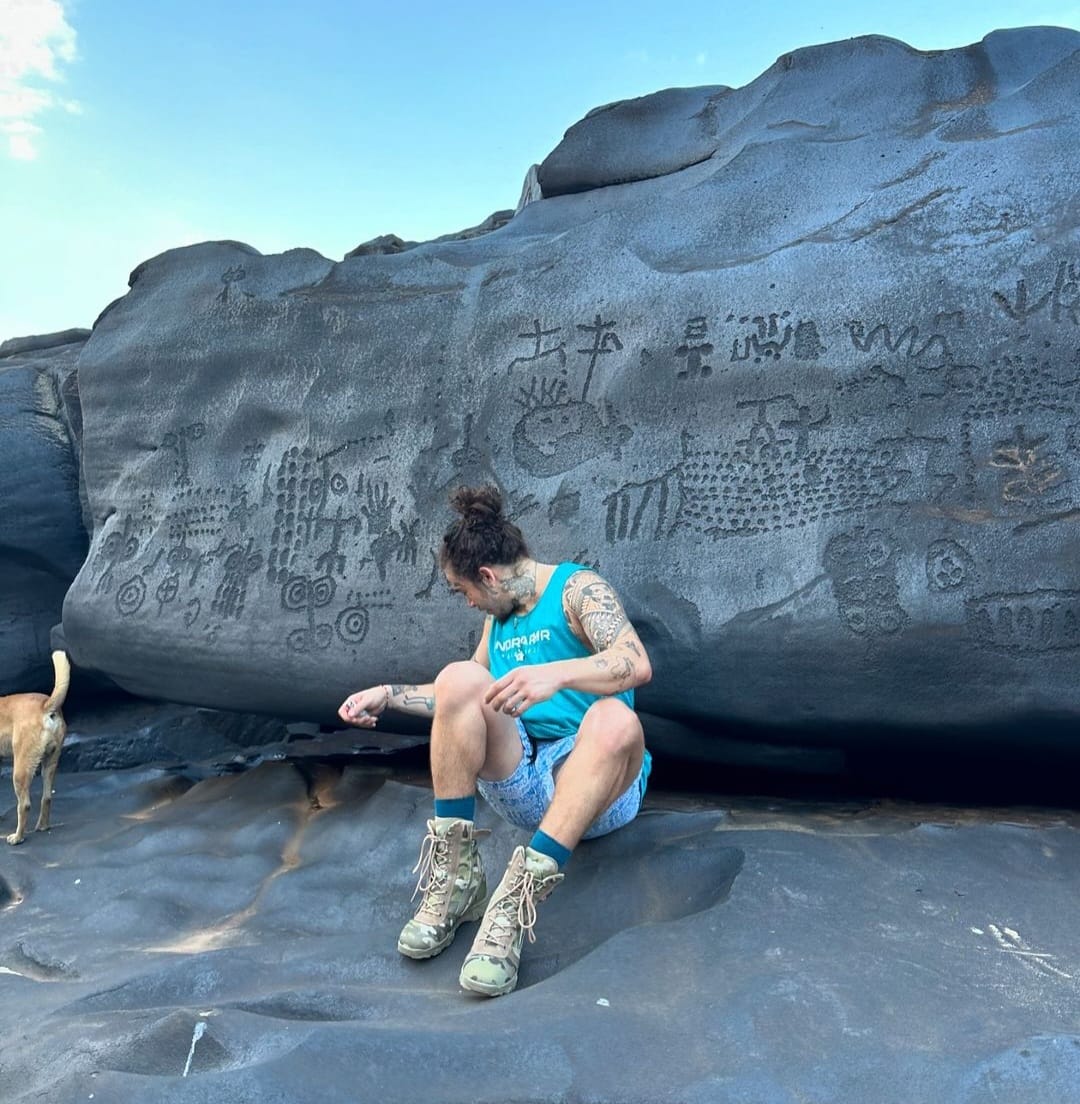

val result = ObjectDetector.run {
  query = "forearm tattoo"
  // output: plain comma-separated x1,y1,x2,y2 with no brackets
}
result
389,684,436,711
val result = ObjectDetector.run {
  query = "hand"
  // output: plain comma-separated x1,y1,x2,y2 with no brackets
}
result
338,685,390,728
484,665,561,718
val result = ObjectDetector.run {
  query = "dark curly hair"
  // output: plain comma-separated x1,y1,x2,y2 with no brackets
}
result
440,485,529,581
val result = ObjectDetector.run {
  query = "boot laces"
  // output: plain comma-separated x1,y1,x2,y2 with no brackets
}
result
411,826,451,907
481,866,540,950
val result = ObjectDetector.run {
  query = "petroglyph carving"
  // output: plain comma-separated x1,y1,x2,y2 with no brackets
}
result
240,440,266,474
156,571,181,615
824,527,909,637
989,425,1068,503
548,484,581,526
268,446,319,585
792,320,827,359
115,575,147,618
992,260,1080,325
335,605,369,646
729,312,792,362
844,320,952,362
159,424,206,486
675,317,714,379
966,590,1080,652
166,487,229,545
282,573,336,653
575,314,623,399
509,319,567,371
675,426,922,539
604,472,678,543
926,540,976,591
94,515,139,594
512,378,632,476
212,538,264,620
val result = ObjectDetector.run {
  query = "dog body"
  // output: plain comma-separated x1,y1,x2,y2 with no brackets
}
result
0,650,69,845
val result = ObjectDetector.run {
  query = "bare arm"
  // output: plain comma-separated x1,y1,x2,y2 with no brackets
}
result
339,682,435,727
484,570,651,714
339,618,492,727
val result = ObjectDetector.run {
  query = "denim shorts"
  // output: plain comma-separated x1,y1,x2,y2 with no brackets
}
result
476,720,651,840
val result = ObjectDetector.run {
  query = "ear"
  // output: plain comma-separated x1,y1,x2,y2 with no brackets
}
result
476,565,498,589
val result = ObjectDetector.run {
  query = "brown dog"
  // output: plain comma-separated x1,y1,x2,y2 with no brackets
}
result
0,650,70,845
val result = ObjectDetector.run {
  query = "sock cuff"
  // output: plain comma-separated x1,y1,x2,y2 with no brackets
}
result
529,829,572,869
434,796,476,822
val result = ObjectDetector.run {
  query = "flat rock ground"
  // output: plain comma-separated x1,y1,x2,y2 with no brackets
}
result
1,717,1079,1104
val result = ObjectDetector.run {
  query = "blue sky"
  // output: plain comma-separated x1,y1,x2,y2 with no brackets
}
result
3,0,1079,342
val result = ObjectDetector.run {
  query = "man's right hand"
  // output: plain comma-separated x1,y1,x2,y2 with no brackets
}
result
338,685,390,727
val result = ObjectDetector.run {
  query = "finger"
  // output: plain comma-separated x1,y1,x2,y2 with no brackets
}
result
483,677,511,706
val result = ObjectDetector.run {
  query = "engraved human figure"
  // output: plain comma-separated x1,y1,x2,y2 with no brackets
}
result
675,316,714,380
576,314,623,400
338,485,652,998
508,319,566,371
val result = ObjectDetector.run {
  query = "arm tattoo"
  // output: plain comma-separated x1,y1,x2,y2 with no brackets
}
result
565,571,631,652
390,684,436,711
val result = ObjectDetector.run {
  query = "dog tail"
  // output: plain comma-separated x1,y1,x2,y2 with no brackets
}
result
43,650,71,715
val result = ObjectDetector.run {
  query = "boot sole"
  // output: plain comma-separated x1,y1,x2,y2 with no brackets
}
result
459,972,518,997
397,896,488,960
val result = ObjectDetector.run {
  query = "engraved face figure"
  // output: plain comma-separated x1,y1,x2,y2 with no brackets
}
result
512,400,632,476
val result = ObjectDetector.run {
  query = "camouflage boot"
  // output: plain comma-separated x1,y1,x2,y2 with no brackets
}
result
458,845,563,997
397,819,490,960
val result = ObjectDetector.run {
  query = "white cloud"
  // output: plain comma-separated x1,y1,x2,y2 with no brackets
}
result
0,0,78,160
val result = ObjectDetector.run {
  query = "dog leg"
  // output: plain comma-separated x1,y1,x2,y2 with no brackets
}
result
34,742,63,833
7,764,33,845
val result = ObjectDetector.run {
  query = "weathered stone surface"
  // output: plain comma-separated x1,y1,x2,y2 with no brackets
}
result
0,333,87,693
61,28,1080,753
1,752,1078,1103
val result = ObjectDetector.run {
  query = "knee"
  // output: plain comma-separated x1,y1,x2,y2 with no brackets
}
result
433,660,493,710
578,699,644,760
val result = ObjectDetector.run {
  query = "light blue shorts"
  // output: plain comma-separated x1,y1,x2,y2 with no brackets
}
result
476,720,651,840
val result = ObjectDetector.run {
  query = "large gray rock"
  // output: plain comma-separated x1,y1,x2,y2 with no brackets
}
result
0,332,88,693
61,28,1080,754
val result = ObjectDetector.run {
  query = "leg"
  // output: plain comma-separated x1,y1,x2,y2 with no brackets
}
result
430,660,524,797
7,737,40,846
35,743,62,832
459,700,645,998
397,662,522,960
537,698,645,850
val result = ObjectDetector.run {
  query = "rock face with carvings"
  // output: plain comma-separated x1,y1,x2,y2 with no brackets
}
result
59,28,1080,752
0,331,88,694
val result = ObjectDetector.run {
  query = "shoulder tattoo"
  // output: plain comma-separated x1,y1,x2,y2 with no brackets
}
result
564,570,630,652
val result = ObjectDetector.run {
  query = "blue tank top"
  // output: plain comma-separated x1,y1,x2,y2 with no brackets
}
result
487,562,636,742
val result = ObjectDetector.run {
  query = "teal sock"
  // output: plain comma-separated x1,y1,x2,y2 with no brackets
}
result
434,796,475,821
529,829,572,869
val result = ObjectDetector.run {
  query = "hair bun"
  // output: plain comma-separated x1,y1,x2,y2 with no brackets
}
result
450,485,504,528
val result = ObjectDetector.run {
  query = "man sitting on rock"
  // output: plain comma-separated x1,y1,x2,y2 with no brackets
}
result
338,484,652,997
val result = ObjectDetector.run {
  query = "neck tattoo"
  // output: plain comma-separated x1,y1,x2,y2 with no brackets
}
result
501,560,537,615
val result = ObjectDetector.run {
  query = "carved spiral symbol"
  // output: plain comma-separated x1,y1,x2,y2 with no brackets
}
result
116,575,146,617
310,575,336,607
330,472,348,495
282,575,312,611
336,605,369,645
